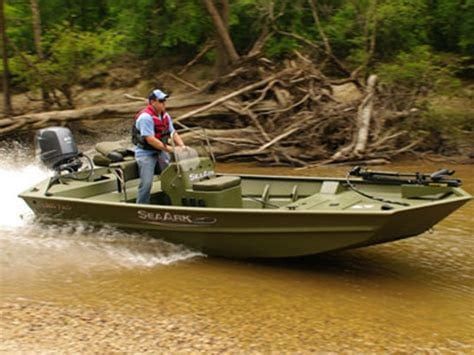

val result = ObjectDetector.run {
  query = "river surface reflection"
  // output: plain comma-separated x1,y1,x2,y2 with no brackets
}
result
0,145,472,352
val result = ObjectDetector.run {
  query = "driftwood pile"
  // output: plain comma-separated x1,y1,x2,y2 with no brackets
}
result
1,55,418,166
177,56,417,166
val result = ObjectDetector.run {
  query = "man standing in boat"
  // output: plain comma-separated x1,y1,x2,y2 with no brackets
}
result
133,89,185,204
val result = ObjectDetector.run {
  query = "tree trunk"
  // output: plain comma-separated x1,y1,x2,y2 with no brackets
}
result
201,0,239,64
30,0,51,110
30,0,43,58
214,0,231,74
0,0,13,116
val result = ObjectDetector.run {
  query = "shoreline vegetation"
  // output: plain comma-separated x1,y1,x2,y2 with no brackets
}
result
1,1,473,166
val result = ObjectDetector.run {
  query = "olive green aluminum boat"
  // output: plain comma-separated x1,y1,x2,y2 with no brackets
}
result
19,140,472,258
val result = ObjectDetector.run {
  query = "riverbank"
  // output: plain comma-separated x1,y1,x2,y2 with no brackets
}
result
1,63,473,164
0,61,474,167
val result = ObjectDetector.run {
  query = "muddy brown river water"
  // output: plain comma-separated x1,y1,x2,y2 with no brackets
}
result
0,144,473,353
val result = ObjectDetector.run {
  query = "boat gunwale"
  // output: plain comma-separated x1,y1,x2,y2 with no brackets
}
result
18,170,472,216
18,190,472,216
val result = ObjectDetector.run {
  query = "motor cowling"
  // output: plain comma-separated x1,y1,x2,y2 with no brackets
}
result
35,127,82,171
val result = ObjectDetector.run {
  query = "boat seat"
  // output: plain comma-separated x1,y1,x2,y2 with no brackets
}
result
93,154,113,167
109,160,139,181
193,176,241,191
93,141,135,167
96,141,130,156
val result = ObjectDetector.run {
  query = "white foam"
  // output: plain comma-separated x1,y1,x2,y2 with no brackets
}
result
0,162,49,229
0,149,204,268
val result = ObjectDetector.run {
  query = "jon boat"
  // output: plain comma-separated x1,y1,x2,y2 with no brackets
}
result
19,127,472,258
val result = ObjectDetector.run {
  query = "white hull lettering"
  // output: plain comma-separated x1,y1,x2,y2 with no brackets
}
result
137,210,215,225
189,170,214,182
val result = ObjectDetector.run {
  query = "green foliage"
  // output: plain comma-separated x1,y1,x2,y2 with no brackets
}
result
229,0,266,53
458,1,474,54
159,1,208,48
4,0,473,87
376,46,461,94
46,25,124,76
431,0,474,54
107,0,159,58
319,0,431,64
376,46,469,154
43,0,109,30
265,36,301,58
408,104,474,154
10,24,125,102
262,0,315,58
323,1,362,59
375,0,429,57
5,1,34,50
108,0,210,60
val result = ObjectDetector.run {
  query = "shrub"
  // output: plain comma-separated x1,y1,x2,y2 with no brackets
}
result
10,24,125,107
376,46,461,96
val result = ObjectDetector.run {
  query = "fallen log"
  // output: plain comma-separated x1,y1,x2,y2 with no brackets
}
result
0,102,142,133
0,94,279,135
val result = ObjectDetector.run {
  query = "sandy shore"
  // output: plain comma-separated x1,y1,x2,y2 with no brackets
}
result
4,297,470,354
1,300,239,353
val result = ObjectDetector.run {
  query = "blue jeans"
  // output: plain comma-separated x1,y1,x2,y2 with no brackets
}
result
136,152,170,204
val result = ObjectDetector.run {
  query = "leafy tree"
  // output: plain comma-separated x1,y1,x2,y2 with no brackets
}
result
10,24,125,107
108,0,210,60
377,46,460,92
4,0,34,50
3,0,473,100
431,0,474,54
39,0,109,31
375,0,429,57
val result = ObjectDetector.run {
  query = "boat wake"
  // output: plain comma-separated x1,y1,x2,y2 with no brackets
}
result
0,144,48,229
0,146,203,271
1,222,204,270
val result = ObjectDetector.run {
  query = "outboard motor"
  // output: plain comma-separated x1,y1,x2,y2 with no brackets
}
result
36,127,94,196
36,127,82,173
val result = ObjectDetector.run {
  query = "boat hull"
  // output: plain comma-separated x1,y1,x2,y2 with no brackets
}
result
19,192,470,258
